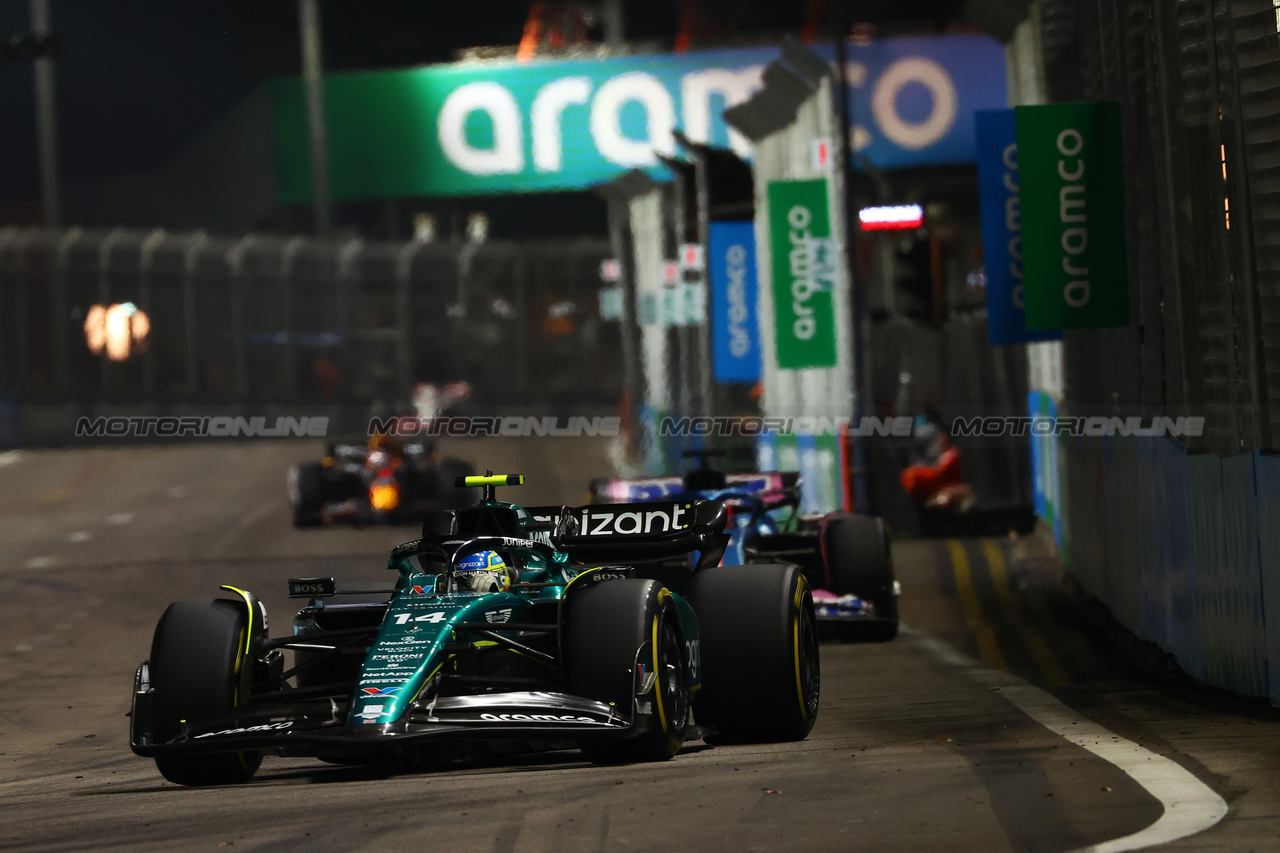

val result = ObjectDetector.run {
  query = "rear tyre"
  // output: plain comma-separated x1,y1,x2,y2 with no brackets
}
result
563,579,688,763
288,463,325,527
149,600,262,786
687,564,819,742
821,513,898,641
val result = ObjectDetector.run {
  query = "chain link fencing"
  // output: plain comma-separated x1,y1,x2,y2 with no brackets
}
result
0,228,617,442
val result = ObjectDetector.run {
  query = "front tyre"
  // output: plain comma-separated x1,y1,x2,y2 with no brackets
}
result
687,564,819,742
562,579,689,762
149,599,261,786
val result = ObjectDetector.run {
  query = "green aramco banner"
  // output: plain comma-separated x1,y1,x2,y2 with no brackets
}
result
1015,101,1130,330
767,179,838,370
269,38,1007,201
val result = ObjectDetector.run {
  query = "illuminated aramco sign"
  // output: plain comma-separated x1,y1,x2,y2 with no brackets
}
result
1016,102,1130,330
270,35,1005,200
767,179,837,370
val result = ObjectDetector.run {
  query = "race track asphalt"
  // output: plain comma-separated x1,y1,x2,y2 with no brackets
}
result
1,439,1278,852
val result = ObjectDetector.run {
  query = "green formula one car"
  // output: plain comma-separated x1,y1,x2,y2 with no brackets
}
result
129,474,820,785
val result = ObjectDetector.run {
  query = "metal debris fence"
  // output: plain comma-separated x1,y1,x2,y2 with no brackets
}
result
1037,0,1280,699
0,228,617,416
1041,0,1280,450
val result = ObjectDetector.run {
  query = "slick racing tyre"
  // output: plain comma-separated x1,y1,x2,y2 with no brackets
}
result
288,463,324,527
563,579,689,763
821,513,898,641
687,563,819,742
149,599,262,786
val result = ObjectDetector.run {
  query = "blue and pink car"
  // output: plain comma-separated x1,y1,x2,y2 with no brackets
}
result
590,461,898,640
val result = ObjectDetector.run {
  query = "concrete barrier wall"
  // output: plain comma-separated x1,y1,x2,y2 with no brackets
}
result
1065,436,1280,702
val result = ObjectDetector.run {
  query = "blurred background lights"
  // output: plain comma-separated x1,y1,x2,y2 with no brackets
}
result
84,302,150,362
858,204,925,231
466,212,490,243
413,212,436,242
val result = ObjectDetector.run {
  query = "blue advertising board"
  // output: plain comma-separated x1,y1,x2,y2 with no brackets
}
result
709,221,761,383
975,109,1060,345
843,35,1007,171
1028,390,1062,547
272,35,1008,200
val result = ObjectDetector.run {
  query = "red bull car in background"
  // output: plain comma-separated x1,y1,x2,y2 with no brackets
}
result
591,452,898,641
130,474,820,785
288,436,476,526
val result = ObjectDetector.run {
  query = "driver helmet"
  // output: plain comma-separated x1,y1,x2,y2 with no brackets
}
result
455,550,513,593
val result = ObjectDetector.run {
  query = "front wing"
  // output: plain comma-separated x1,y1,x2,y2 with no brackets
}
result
130,654,656,758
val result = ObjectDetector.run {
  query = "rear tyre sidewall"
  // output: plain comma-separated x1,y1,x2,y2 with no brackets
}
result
821,513,898,640
289,463,324,527
688,564,819,742
562,579,688,762
149,599,262,786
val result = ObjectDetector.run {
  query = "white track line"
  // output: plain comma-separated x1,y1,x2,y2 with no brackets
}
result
907,628,1228,852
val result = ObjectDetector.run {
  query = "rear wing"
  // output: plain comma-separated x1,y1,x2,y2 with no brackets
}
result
590,471,801,506
523,500,729,568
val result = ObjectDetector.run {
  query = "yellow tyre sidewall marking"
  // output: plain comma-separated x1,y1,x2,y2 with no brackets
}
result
218,588,256,771
792,575,811,722
651,588,680,752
